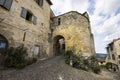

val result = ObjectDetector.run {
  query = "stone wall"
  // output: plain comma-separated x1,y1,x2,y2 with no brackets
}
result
106,39,120,70
113,39,120,69
0,0,52,59
0,0,95,62
52,11,95,56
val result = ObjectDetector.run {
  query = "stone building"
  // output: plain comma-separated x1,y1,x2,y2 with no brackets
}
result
0,0,95,65
0,0,53,64
106,38,120,70
52,11,95,56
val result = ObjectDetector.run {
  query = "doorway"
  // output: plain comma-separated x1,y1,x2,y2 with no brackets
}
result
34,45,40,57
53,35,65,56
0,35,8,65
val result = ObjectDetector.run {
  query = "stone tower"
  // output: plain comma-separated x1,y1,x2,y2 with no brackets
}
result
52,11,95,57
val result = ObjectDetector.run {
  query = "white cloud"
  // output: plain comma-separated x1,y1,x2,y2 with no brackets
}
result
98,13,120,35
104,31,120,42
89,14,108,33
50,0,120,53
94,0,120,15
51,0,90,15
71,0,90,13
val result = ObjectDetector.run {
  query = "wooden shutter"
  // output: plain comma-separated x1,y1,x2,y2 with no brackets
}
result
39,0,43,6
33,16,37,25
0,0,5,5
21,7,27,19
4,0,13,10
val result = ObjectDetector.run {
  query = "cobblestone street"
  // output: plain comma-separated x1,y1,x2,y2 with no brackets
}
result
0,55,119,80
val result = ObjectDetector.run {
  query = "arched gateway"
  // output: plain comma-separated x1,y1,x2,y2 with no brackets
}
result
53,35,65,55
0,34,8,64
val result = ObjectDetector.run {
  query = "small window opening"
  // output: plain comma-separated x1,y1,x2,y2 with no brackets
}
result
26,11,32,21
58,18,61,25
118,55,120,59
23,32,26,41
112,54,115,60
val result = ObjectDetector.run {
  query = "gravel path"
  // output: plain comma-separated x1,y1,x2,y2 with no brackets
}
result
0,55,119,80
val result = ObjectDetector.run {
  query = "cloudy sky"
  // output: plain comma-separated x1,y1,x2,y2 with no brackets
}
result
51,0,120,53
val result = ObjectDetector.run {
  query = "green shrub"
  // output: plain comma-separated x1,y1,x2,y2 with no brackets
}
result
105,62,112,69
100,64,105,68
91,66,101,74
4,44,28,69
72,55,80,68
64,49,101,74
64,50,89,71
14,61,27,69
64,50,72,64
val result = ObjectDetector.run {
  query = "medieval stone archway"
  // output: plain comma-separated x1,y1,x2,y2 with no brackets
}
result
53,35,65,56
0,34,8,65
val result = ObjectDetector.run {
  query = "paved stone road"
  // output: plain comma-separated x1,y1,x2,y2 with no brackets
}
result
0,55,119,80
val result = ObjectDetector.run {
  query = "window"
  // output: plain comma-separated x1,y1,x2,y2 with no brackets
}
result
58,18,61,25
109,43,113,50
118,55,120,59
26,11,32,21
23,32,26,41
0,35,8,50
0,0,13,10
0,42,6,48
112,54,115,60
21,7,37,25
35,0,43,7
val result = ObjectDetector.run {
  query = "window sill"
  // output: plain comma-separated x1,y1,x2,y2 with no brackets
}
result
0,6,10,11
25,20,32,24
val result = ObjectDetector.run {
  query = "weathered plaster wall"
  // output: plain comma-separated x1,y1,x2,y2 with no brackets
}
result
0,0,52,58
106,39,120,69
53,11,95,56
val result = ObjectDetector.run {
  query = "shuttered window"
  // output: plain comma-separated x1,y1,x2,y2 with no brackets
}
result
0,0,4,5
21,7,37,25
0,0,13,10
39,0,43,6
33,16,37,25
21,7,27,19
35,0,43,7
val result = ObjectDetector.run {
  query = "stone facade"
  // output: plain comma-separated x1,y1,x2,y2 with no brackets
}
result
52,11,95,56
106,38,120,70
0,0,53,63
0,0,95,65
